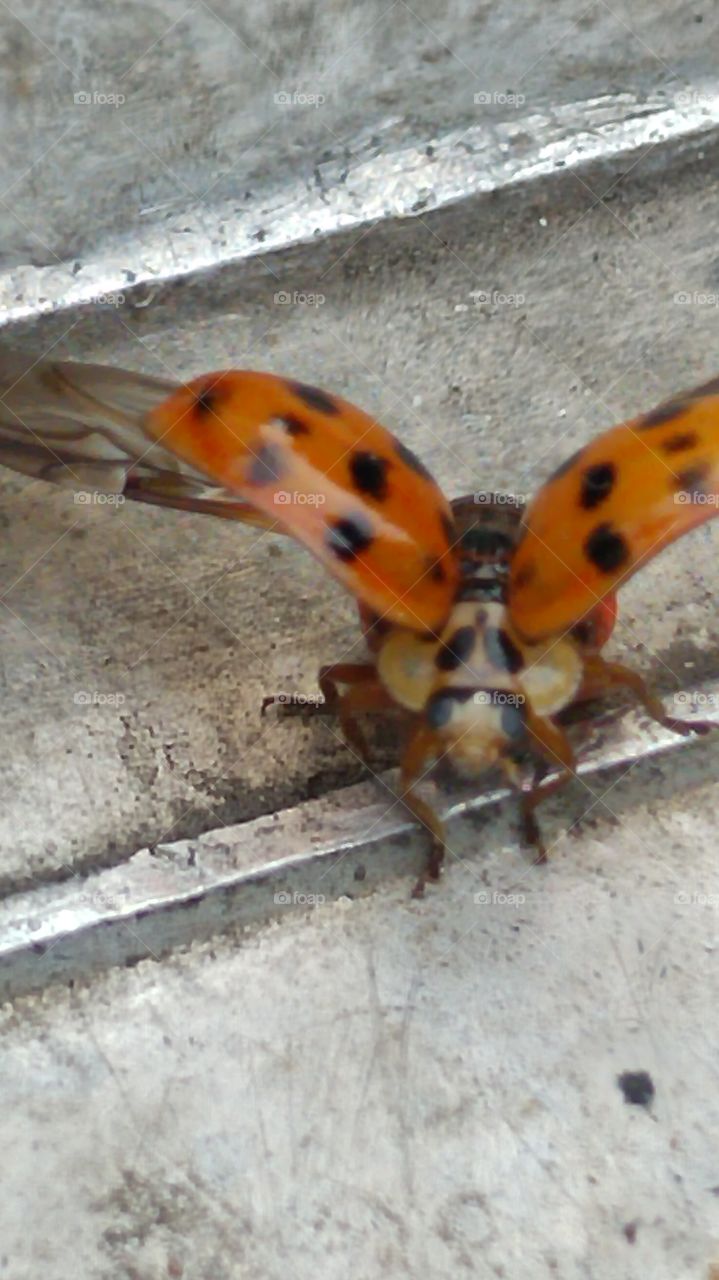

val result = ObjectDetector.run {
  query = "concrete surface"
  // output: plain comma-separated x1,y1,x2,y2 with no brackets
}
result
4,147,719,884
2,686,718,1001
1,0,717,266
3,748,719,1279
2,0,719,1276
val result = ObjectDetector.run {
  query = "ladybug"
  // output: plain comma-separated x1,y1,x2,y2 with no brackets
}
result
1,357,716,887
315,377,719,886
0,356,457,633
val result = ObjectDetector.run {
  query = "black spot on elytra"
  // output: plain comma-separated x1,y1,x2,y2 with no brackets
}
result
485,626,524,674
285,380,340,415
580,462,616,510
280,414,310,437
640,399,688,429
326,515,373,562
248,444,283,486
571,618,594,646
548,446,586,482
395,438,433,483
436,625,476,671
512,560,537,590
674,462,711,496
500,700,526,741
584,523,630,574
349,451,389,502
195,385,220,414
426,687,474,729
426,557,446,584
661,430,698,454
617,1070,654,1108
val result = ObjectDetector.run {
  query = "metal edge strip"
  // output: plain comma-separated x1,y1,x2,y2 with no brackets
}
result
0,690,716,1000
1,85,718,324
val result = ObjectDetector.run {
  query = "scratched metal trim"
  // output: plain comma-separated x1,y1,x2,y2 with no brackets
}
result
2,84,719,325
0,691,716,1000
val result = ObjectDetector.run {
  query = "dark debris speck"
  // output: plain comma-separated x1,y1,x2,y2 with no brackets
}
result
617,1070,655,1108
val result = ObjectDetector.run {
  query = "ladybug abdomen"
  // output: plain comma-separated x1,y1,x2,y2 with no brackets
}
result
376,598,584,770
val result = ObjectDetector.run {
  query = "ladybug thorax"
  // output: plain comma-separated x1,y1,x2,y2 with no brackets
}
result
375,496,585,766
376,600,585,752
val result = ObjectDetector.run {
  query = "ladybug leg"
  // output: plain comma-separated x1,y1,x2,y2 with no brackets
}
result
512,709,577,862
261,693,324,717
337,683,398,762
578,654,716,737
318,662,378,706
263,666,385,752
398,725,447,895
319,664,395,762
261,663,375,719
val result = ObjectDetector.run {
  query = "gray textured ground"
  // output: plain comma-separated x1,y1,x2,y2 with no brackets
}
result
3,763,719,1279
3,146,719,886
2,1,719,1277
